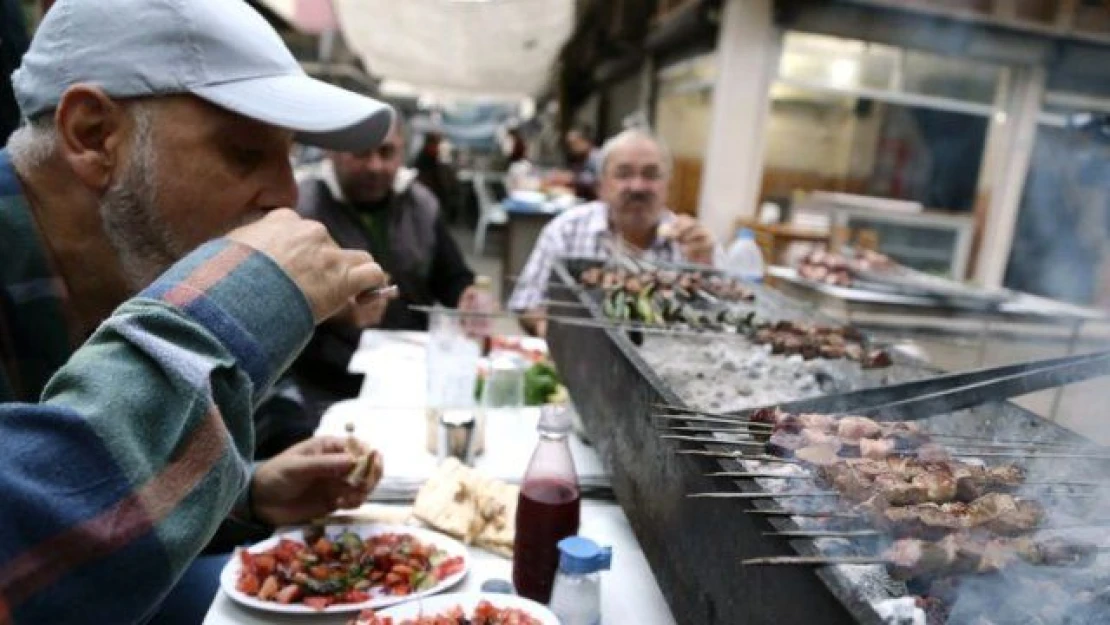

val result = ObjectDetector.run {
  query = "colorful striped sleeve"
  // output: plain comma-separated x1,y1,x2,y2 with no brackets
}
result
0,239,314,624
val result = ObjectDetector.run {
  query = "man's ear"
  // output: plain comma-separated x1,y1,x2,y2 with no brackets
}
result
54,85,130,191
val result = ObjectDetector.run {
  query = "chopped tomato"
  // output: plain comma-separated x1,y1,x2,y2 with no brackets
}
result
342,589,370,604
251,554,276,577
433,556,464,580
235,573,260,596
303,596,332,611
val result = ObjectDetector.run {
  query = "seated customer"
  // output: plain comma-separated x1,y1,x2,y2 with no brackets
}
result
295,119,488,405
0,0,393,620
508,129,720,336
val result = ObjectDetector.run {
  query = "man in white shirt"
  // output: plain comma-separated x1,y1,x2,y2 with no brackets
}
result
509,129,718,336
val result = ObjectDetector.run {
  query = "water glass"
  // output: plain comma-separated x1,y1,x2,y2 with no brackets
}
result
481,352,526,410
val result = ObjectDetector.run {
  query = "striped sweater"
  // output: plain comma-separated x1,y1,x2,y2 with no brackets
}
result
0,152,314,623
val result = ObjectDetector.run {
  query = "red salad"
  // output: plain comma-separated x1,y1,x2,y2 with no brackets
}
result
351,600,543,625
236,529,465,611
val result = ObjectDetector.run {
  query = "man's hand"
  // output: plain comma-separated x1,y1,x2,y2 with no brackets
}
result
227,210,387,323
670,215,716,266
333,279,399,328
250,437,384,527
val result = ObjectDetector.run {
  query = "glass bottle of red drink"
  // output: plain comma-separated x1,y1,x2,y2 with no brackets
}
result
512,405,581,603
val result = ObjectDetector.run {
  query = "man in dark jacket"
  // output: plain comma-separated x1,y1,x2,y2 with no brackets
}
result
295,119,483,405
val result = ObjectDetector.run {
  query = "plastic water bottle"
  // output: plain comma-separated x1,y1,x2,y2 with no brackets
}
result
726,228,765,283
549,536,612,625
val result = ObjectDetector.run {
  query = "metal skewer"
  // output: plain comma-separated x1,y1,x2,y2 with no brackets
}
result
688,491,840,500
675,449,799,464
746,509,863,519
659,428,1093,451
765,530,883,539
663,434,1110,456
743,556,890,566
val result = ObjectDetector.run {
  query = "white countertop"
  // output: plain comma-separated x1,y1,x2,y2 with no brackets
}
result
203,331,675,624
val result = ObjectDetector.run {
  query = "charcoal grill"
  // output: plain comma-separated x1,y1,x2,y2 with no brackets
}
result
544,259,1110,625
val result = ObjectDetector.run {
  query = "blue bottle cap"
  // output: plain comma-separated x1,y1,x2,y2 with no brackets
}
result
557,536,612,575
737,228,755,241
480,578,515,594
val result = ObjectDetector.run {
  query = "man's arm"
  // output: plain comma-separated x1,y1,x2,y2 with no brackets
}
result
507,223,564,336
428,216,476,308
0,211,384,624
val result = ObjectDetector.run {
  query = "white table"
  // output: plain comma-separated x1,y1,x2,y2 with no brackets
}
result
204,332,675,624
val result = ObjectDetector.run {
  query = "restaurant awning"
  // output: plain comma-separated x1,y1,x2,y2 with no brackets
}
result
259,0,575,99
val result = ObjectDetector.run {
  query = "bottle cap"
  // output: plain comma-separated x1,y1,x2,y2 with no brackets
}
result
557,536,612,575
480,578,514,594
737,228,755,241
538,404,572,434
474,275,493,289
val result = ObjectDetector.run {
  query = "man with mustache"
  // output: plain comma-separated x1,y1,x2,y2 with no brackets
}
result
509,129,719,336
0,0,393,621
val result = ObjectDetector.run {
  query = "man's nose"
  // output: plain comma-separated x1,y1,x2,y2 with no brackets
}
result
363,154,385,172
628,175,652,193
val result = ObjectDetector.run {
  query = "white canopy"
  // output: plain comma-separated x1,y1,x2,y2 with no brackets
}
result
261,0,575,99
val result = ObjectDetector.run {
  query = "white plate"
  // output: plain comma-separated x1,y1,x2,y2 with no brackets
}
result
372,592,560,624
220,524,469,615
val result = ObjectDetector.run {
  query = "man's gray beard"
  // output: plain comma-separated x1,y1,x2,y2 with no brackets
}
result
98,133,189,291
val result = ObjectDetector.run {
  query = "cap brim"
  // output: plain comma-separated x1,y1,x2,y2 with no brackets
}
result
192,74,395,152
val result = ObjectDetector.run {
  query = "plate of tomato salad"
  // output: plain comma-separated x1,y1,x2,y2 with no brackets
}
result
350,592,559,625
221,524,469,614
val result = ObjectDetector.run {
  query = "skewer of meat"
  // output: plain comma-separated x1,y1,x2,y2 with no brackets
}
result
658,423,1090,452
706,459,1030,502
674,446,1110,463
742,534,1101,579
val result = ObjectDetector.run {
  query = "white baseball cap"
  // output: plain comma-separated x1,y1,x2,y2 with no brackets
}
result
12,0,395,152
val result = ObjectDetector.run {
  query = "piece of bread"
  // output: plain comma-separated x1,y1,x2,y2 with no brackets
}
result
413,458,519,556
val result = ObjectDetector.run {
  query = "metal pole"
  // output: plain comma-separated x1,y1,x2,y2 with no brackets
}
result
1048,318,1084,421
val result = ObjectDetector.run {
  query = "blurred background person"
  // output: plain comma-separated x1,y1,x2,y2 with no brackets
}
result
295,119,490,412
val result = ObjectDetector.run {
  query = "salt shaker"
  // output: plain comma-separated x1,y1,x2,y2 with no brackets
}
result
548,536,612,625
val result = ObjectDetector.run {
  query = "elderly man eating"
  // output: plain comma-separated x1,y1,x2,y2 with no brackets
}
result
508,129,720,336
0,0,395,622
